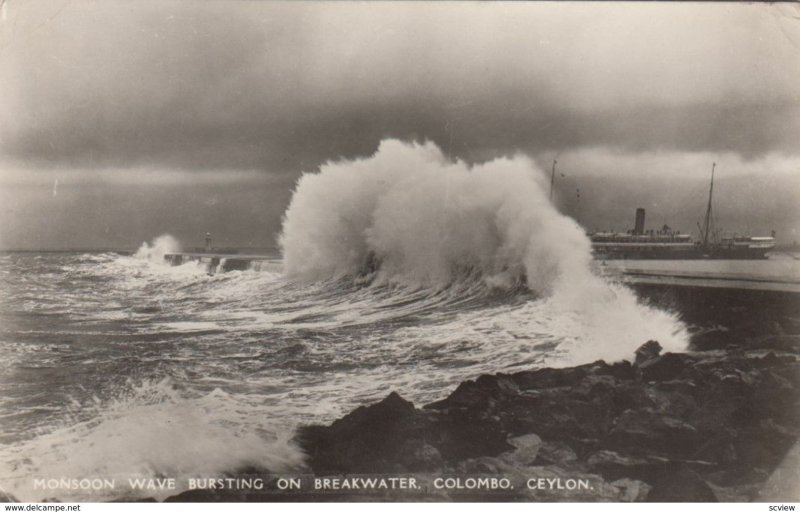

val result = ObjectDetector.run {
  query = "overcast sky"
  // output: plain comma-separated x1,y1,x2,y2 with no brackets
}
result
1,1,798,250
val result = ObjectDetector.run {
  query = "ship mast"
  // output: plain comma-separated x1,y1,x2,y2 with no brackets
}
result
549,160,557,201
701,162,716,247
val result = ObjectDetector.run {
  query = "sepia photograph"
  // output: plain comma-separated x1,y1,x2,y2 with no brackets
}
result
0,0,798,506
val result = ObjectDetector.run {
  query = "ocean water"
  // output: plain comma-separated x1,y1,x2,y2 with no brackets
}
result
0,250,692,502
0,141,696,501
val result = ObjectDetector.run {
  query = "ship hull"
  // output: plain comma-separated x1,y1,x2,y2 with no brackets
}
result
592,245,772,260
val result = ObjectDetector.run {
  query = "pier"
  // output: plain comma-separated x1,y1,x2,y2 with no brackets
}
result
163,252,274,273
163,233,277,273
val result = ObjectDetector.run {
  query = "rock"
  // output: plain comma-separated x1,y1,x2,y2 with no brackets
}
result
759,439,800,501
654,379,698,396
639,353,691,382
163,487,323,503
708,481,761,502
435,414,514,462
510,366,590,390
455,456,507,475
752,370,798,427
165,490,235,502
611,478,651,502
426,375,518,411
534,441,577,466
357,391,416,420
399,441,443,472
600,361,637,381
477,374,520,395
297,391,423,473
588,450,649,468
644,385,697,417
576,374,618,394
608,408,699,458
645,467,717,502
586,450,666,482
299,389,516,474
499,433,542,465
758,335,800,354
733,420,796,469
690,330,735,351
751,351,798,369
634,340,662,366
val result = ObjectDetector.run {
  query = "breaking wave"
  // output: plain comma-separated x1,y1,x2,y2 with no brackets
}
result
281,139,590,293
134,234,181,263
280,139,688,359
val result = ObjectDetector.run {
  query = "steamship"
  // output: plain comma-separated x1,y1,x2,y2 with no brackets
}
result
589,164,776,260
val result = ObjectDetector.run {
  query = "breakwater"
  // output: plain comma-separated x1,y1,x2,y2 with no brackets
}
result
163,252,275,273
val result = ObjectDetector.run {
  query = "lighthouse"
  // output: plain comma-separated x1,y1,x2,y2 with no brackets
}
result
205,232,212,252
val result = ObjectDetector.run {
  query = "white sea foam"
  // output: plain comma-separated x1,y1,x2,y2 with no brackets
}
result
0,378,304,502
133,234,182,263
280,139,688,359
281,140,585,292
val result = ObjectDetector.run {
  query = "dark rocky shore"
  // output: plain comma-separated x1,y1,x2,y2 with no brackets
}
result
162,333,799,502
295,339,799,502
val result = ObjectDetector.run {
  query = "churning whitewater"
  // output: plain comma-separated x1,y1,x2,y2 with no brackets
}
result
0,140,687,502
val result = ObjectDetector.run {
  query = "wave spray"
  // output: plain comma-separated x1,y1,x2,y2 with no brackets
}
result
280,139,687,361
134,234,181,263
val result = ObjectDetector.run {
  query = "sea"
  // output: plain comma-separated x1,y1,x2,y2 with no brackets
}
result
0,140,795,501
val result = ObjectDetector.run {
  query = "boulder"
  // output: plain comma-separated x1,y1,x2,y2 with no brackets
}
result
399,440,443,472
586,449,672,483
534,441,578,466
510,366,590,390
634,340,662,365
425,375,518,411
297,391,423,473
690,329,735,351
499,433,542,465
639,353,692,382
645,467,717,502
611,478,651,502
758,335,800,354
608,408,699,458
587,449,649,469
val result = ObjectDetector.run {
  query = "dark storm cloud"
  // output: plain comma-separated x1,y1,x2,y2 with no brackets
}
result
5,92,799,171
1,1,798,250
1,1,799,172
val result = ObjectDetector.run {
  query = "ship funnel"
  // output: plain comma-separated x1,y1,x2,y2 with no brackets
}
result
634,208,646,235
